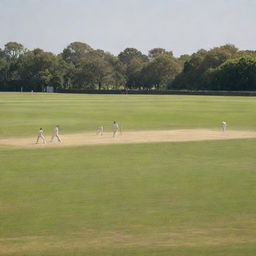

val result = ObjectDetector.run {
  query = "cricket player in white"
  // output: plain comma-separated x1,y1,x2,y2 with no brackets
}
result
36,128,46,144
50,125,62,142
221,121,227,132
112,121,119,137
96,125,104,136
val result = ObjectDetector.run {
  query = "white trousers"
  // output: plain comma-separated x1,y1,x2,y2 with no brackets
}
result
113,129,118,137
96,127,103,136
51,134,62,142
36,135,46,144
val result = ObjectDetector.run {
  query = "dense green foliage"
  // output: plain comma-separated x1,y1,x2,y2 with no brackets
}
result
208,55,256,90
171,45,256,90
0,42,256,91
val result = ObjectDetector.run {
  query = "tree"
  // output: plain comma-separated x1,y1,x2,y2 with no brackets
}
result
118,48,148,88
148,48,173,60
0,42,26,90
141,55,181,89
103,53,126,89
171,49,207,89
126,58,144,89
18,48,58,91
1,41,256,92
178,54,191,66
237,50,256,57
72,54,113,90
0,48,8,89
208,55,256,90
4,42,25,60
118,48,148,65
55,56,75,89
200,44,238,71
171,45,238,90
62,42,93,65
0,48,5,59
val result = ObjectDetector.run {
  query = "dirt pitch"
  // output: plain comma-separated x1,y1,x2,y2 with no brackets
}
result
0,129,256,149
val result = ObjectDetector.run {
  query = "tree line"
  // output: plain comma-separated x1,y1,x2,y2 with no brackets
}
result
0,41,256,92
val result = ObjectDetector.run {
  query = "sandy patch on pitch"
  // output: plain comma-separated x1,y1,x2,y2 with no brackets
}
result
0,129,256,149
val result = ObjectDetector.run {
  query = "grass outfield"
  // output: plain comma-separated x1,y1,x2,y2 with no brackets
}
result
0,93,256,255
0,92,256,138
1,140,256,255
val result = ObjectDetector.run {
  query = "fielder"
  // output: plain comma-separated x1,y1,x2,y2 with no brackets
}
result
36,128,46,144
112,121,120,137
96,125,104,136
50,125,62,142
221,121,227,132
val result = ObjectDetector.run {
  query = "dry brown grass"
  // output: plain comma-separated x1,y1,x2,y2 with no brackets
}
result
1,225,256,254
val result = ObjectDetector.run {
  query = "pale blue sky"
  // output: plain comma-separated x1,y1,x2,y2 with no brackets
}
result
0,0,255,56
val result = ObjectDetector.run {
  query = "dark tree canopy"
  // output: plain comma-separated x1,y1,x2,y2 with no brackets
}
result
118,48,148,65
62,42,93,64
141,55,181,89
208,56,256,91
148,48,173,60
4,42,26,60
0,41,256,92
171,44,241,90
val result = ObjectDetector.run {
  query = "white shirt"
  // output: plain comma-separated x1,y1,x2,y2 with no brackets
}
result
112,123,119,130
54,127,59,135
222,122,227,127
38,129,43,136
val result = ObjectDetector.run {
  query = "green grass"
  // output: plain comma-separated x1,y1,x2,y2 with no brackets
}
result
0,92,256,138
0,140,256,255
0,93,256,255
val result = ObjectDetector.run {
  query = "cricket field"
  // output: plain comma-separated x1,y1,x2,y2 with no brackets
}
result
0,93,255,256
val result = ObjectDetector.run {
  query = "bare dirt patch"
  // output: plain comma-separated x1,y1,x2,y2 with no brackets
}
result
0,129,256,149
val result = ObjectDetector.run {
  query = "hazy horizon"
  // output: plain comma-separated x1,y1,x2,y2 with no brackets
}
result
1,0,255,56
